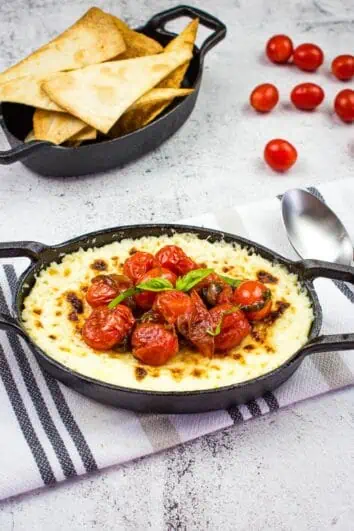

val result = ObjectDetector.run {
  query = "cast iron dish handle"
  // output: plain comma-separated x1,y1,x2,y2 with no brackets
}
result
0,109,50,165
0,240,48,335
144,5,226,58
297,259,354,355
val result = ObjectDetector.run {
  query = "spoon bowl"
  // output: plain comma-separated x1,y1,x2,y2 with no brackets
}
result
282,189,353,265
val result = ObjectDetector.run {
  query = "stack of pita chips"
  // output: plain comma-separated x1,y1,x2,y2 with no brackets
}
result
0,7,198,146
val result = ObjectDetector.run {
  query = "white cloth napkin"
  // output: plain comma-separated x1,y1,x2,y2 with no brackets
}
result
1,179,354,501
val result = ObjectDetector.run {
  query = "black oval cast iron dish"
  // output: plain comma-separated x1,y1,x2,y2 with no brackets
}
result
0,224,354,414
0,6,226,177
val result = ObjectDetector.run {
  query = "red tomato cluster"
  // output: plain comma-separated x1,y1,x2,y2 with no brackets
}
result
250,36,353,172
81,245,274,366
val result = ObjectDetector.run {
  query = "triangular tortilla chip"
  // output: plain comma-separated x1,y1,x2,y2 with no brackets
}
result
65,126,97,147
33,109,89,144
158,19,199,89
0,74,63,111
110,15,163,59
110,88,194,137
24,130,35,143
42,49,192,134
0,8,125,85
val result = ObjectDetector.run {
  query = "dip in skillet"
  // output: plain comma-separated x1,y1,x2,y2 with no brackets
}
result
22,233,314,391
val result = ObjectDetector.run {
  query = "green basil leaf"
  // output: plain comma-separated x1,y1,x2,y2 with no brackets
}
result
108,287,137,309
176,268,213,292
136,278,174,292
219,275,242,288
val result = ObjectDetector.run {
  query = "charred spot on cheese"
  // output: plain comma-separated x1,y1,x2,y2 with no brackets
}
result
35,320,43,328
90,259,107,271
135,366,147,381
48,268,58,276
66,292,83,314
243,344,254,351
81,285,88,293
49,334,57,340
33,308,42,315
129,247,138,255
222,265,231,273
170,367,184,381
257,270,278,284
68,311,79,322
211,364,220,370
192,368,206,378
265,300,290,324
55,311,62,317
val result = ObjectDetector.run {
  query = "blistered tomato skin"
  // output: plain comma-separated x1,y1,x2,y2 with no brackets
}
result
177,290,214,358
135,267,177,310
334,89,354,123
210,304,251,351
264,139,298,172
233,280,272,321
331,55,354,81
153,290,192,324
250,84,279,113
132,323,178,366
123,252,158,283
82,305,135,350
86,274,133,308
155,245,198,276
293,43,324,72
290,83,325,111
266,35,293,64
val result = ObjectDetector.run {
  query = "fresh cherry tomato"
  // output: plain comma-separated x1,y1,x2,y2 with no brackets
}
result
209,303,251,351
123,251,158,283
266,35,293,64
82,305,135,350
250,83,279,113
153,290,192,324
233,280,272,321
135,267,177,310
293,43,324,72
132,323,178,366
155,245,198,276
334,89,354,123
331,55,354,81
290,83,325,110
86,274,133,308
177,290,214,358
264,139,297,172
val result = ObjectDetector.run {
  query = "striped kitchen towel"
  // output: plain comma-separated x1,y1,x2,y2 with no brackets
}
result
1,180,354,500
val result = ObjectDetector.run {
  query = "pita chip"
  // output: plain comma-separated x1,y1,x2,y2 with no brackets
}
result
111,15,163,59
0,8,125,85
0,75,63,111
42,48,192,134
33,109,90,144
110,88,194,137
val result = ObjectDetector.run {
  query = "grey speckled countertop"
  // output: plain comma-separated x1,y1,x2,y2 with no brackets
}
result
0,0,354,529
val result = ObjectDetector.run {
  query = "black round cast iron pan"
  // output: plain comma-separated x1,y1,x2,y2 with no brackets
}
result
0,6,226,177
0,224,353,414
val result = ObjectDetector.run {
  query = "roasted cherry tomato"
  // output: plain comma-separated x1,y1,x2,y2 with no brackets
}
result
266,35,293,64
216,285,234,305
86,274,133,308
290,83,325,110
194,273,229,307
153,290,192,324
177,290,214,358
132,323,178,366
334,89,354,123
233,280,272,321
209,303,251,351
155,245,198,276
331,55,354,81
123,251,158,283
264,139,297,172
250,83,279,113
82,305,135,350
293,43,324,72
135,267,177,310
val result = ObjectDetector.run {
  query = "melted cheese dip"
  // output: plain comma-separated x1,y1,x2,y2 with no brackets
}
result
22,233,313,391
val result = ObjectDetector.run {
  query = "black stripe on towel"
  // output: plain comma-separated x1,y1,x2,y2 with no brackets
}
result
5,265,98,474
262,391,280,411
246,399,262,417
227,405,243,423
0,343,56,485
0,282,76,479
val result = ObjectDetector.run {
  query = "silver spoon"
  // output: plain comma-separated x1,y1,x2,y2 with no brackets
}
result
281,188,353,265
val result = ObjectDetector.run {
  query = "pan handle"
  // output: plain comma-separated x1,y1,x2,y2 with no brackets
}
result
0,312,27,338
144,5,226,58
0,141,50,165
296,259,354,355
0,241,48,262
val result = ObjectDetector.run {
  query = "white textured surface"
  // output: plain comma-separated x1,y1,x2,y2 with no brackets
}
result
0,0,354,529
